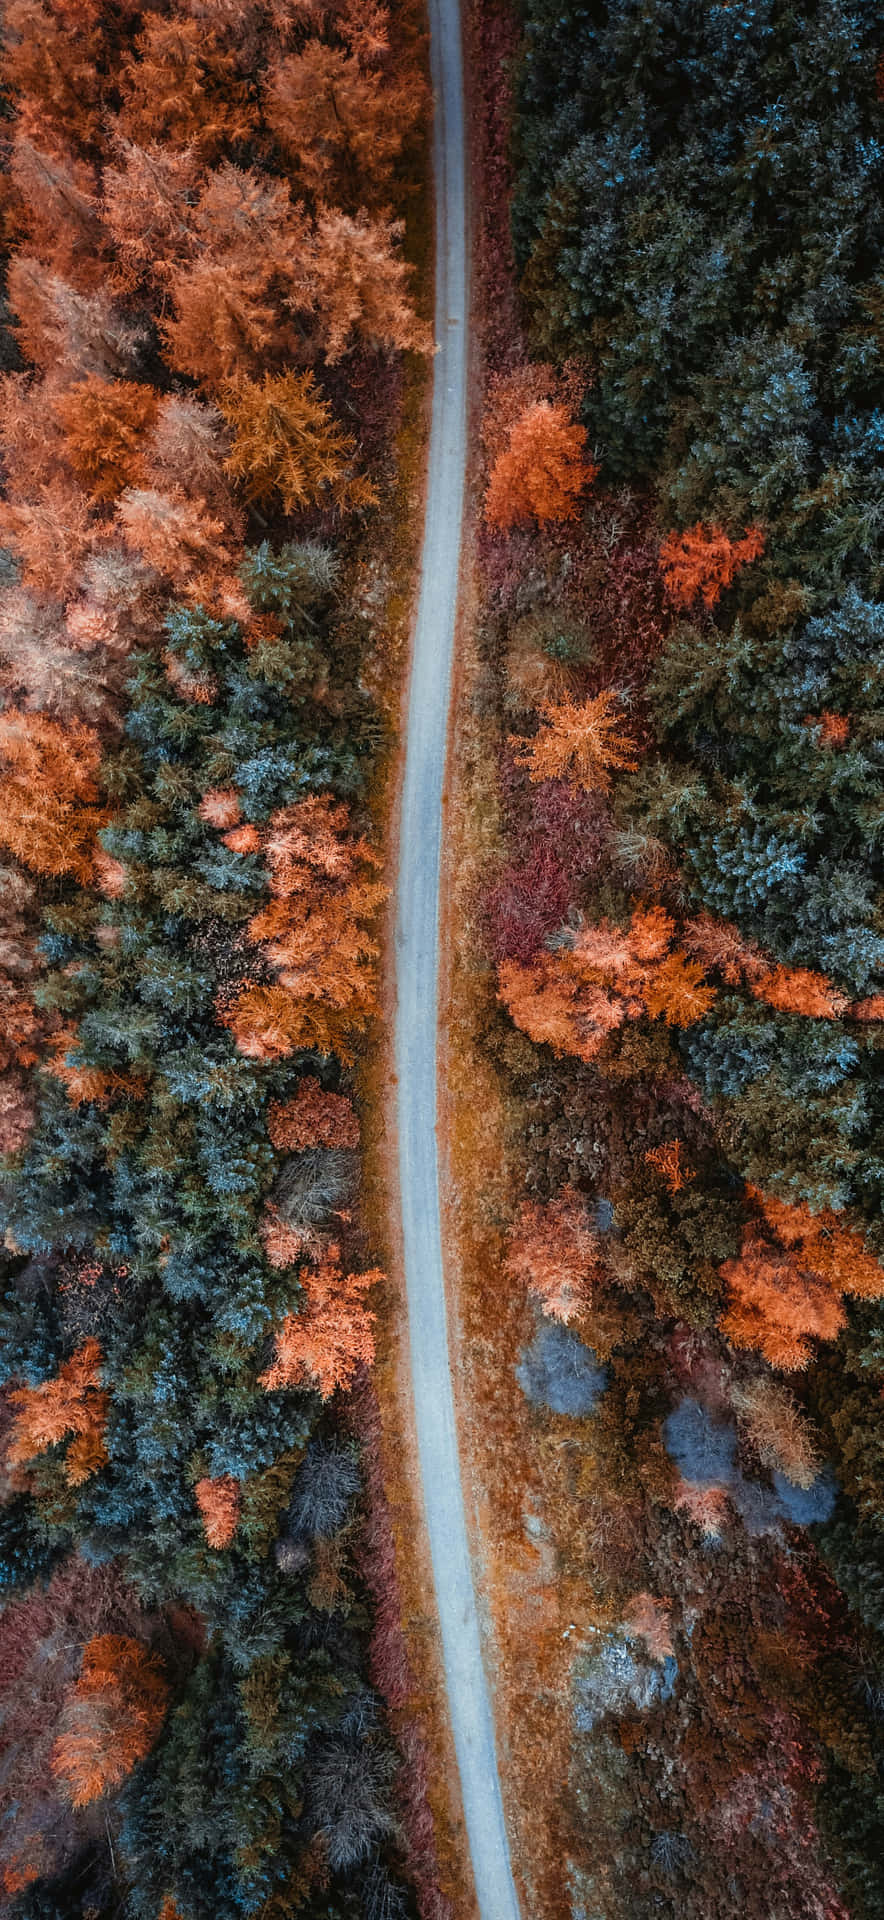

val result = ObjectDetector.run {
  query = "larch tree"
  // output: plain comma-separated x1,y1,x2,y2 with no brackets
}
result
0,709,105,881
748,964,849,1018
217,794,386,1061
313,206,430,362
51,1635,168,1808
498,904,715,1061
260,1246,381,1399
484,400,598,529
512,690,639,793
54,375,158,501
6,1338,108,1487
659,522,765,609
160,165,316,389
115,16,253,160
100,138,203,294
219,370,376,516
505,1187,603,1322
9,132,106,289
194,1475,241,1550
262,43,424,208
719,1187,884,1368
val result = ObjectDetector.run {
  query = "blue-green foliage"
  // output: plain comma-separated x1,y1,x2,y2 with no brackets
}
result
1,549,405,1915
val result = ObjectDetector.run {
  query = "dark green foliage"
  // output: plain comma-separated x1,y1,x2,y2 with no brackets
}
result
0,558,406,1914
507,2,884,1911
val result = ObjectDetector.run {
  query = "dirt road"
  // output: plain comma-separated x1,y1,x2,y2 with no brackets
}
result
393,0,522,1914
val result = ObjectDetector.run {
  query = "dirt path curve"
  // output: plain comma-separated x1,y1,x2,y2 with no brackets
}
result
393,1,522,1914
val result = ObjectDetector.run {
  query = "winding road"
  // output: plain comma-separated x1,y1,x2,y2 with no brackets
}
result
393,1,522,1915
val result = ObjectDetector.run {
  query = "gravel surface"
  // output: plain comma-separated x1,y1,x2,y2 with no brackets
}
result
394,1,522,1913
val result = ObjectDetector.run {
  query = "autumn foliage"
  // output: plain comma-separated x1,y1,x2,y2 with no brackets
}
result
260,1246,382,1399
505,1188,603,1322
485,399,598,529
194,1475,241,1550
659,522,765,608
218,795,387,1062
7,1338,109,1486
0,708,105,880
268,1078,360,1153
499,904,716,1061
511,690,639,792
51,1635,168,1808
720,1187,884,1368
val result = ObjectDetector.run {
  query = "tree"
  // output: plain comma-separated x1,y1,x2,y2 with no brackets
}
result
262,43,424,207
219,370,376,515
219,795,386,1062
51,1634,168,1808
9,132,105,288
115,17,254,160
644,1140,694,1194
7,255,146,380
719,1187,884,1369
504,1187,603,1322
268,1078,360,1152
512,690,638,792
6,1338,108,1486
0,709,105,881
54,375,158,500
484,400,597,529
260,1246,381,1399
100,137,202,293
659,523,765,608
748,964,849,1018
731,1378,821,1491
0,0,106,149
498,904,714,1060
160,165,315,389
313,206,430,362
116,486,241,608
195,1475,241,1549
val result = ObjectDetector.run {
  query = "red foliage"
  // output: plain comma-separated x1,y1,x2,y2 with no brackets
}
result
659,522,765,608
484,841,571,965
485,400,597,530
749,963,849,1018
260,1245,381,1399
195,1475,240,1549
51,1634,168,1807
268,1077,360,1152
644,1139,694,1194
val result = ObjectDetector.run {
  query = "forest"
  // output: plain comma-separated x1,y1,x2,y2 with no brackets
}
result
459,0,884,1914
0,1,435,1916
3,0,884,1917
